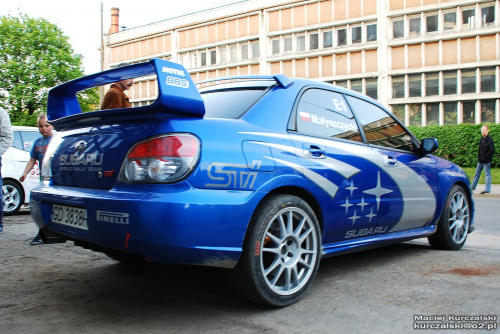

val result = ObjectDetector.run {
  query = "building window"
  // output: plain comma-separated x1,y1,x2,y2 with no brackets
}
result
426,14,438,33
482,6,495,26
297,35,306,51
366,78,378,99
444,12,457,31
351,79,363,93
392,76,405,98
323,31,333,48
481,100,496,123
393,19,404,38
335,80,348,88
351,26,362,44
230,46,237,62
200,52,207,66
220,47,226,64
252,42,259,58
271,39,280,55
444,102,458,124
181,53,190,68
409,74,422,97
425,73,439,96
461,69,476,94
191,53,197,67
426,103,439,125
409,104,422,126
310,33,319,50
481,67,496,92
337,28,347,46
392,105,405,122
284,37,292,52
462,9,476,29
210,50,217,65
463,101,476,123
443,71,457,95
366,24,377,42
409,17,421,36
241,44,249,60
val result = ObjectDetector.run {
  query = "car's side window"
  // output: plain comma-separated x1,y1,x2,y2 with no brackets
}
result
20,131,42,152
345,95,416,151
11,131,24,150
295,89,362,142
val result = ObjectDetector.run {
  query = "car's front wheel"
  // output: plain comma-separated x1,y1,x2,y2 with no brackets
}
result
428,185,471,250
229,194,321,307
3,180,24,215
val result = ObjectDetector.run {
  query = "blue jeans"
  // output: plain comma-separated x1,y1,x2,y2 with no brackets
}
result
471,162,491,192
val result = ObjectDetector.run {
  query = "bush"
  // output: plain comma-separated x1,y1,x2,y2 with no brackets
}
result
408,123,499,168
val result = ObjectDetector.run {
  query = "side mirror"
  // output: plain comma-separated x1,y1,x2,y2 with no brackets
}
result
420,137,439,155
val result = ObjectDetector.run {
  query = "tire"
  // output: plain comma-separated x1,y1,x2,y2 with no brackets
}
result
229,194,321,307
3,179,24,216
428,185,471,250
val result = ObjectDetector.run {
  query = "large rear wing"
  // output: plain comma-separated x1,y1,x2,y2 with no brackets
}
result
47,58,205,122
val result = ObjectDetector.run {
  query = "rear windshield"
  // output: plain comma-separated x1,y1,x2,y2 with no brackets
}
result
201,88,268,118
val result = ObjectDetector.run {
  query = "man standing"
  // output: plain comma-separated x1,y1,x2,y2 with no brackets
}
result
100,79,133,110
471,125,495,194
0,107,14,234
20,114,54,244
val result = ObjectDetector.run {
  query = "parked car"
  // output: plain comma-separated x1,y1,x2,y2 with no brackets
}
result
2,126,41,215
30,59,474,306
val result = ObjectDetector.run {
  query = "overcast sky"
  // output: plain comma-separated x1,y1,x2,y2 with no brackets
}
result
2,0,243,74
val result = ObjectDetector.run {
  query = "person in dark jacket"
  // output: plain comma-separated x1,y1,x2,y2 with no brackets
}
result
471,125,495,194
100,79,133,110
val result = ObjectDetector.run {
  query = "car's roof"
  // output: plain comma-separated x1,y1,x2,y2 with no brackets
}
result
12,126,38,131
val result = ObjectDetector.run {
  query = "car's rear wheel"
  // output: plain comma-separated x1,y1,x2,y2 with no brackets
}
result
229,194,321,307
428,185,470,250
3,180,24,215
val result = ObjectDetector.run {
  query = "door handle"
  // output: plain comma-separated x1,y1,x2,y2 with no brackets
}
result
304,145,326,159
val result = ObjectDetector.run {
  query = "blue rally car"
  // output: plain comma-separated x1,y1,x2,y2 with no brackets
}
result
31,58,474,306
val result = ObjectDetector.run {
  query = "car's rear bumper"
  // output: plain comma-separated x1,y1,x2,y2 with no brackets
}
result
30,182,259,268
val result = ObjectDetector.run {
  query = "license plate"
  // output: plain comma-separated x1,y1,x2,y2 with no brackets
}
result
51,205,88,230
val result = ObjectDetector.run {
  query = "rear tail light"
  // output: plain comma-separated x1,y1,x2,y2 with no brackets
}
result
119,134,200,183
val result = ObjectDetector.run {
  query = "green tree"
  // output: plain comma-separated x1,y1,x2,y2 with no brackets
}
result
0,13,98,125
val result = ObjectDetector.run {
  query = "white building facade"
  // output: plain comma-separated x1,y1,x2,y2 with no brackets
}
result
103,0,500,126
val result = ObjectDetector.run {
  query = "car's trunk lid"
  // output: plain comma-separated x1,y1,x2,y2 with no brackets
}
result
48,121,159,189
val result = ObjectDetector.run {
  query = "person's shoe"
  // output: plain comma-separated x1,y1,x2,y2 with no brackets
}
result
480,190,490,194
30,234,44,245
0,226,3,234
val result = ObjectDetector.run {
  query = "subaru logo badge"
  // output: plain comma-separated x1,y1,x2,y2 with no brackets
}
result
75,141,87,151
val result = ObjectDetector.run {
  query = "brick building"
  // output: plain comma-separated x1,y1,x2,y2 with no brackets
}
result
102,0,500,126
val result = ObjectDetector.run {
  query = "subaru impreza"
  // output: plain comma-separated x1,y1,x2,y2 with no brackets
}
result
31,59,474,306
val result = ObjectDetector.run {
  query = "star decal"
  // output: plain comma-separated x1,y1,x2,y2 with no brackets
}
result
365,207,377,224
346,180,358,196
363,172,393,211
341,197,354,213
356,196,369,212
348,209,361,225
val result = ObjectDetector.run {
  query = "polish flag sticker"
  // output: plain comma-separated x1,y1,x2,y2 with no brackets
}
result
299,111,311,122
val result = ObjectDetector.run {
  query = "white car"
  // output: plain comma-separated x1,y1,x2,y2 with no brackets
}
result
2,126,41,215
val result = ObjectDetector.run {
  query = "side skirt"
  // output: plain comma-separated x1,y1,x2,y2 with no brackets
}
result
321,225,437,258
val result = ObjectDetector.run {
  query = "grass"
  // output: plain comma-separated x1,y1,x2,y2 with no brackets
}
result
462,167,500,185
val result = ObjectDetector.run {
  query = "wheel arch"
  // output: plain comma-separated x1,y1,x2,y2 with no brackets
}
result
253,186,324,232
